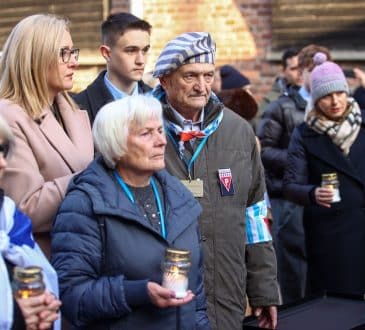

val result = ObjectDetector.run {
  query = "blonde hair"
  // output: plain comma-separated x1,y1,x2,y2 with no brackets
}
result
93,95,163,168
0,14,75,119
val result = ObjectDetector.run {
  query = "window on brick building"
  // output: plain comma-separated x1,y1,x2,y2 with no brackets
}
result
0,0,106,51
272,0,365,51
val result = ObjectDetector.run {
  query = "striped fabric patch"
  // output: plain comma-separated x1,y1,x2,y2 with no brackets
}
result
153,32,216,78
245,199,272,244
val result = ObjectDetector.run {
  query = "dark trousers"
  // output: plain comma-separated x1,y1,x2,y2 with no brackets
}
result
271,198,307,304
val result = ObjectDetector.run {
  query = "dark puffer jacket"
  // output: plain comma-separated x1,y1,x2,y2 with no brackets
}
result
73,70,152,125
258,86,306,197
51,157,209,330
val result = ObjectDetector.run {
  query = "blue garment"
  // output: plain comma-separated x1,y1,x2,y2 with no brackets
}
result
104,72,139,100
245,199,272,244
298,86,311,103
51,157,210,330
0,191,60,330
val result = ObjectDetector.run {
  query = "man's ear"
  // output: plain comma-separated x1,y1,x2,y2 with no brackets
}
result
159,76,167,89
100,45,111,61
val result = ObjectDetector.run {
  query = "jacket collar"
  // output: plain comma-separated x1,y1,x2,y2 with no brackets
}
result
285,85,307,111
72,157,201,243
85,70,152,117
85,70,114,117
37,94,93,172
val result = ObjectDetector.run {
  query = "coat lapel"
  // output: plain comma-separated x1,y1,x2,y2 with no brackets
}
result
88,71,114,118
38,94,93,172
302,127,364,186
346,126,365,183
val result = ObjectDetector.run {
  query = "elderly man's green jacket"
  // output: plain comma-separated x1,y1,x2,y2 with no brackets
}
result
162,97,280,330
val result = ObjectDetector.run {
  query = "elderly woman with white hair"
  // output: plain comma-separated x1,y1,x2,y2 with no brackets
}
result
51,95,210,329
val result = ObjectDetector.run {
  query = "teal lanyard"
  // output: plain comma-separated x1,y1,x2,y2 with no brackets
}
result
113,171,166,239
166,130,208,180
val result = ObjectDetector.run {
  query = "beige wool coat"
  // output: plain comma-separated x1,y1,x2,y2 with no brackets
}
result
0,94,94,256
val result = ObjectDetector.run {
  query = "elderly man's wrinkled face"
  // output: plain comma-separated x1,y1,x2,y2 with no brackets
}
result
120,118,166,180
160,63,215,121
317,91,348,121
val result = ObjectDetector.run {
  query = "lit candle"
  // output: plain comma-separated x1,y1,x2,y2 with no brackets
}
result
162,248,191,298
321,172,341,203
162,265,189,298
12,266,45,299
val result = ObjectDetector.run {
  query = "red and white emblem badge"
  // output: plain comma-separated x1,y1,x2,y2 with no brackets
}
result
218,168,235,196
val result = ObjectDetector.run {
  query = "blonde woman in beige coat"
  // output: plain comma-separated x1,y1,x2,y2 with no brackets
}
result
0,14,94,257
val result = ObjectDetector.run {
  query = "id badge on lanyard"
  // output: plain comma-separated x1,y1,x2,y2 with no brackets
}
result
180,179,204,197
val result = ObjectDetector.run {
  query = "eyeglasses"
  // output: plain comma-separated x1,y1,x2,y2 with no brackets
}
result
0,143,9,158
59,47,80,63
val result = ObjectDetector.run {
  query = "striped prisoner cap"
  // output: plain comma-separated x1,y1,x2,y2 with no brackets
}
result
153,32,216,78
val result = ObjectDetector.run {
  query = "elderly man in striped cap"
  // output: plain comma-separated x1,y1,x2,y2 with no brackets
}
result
152,32,280,330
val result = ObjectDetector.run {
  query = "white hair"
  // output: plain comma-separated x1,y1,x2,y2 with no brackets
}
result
92,95,163,168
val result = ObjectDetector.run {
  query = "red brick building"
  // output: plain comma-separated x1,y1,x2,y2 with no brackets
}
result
1,0,364,103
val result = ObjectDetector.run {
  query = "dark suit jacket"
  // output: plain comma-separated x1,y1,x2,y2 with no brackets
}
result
73,70,152,126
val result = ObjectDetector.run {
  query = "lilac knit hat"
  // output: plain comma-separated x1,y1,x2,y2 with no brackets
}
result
310,52,349,104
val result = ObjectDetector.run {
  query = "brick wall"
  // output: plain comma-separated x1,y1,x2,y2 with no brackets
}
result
74,0,363,104
110,0,130,14
142,0,275,103
74,0,277,102
235,0,279,100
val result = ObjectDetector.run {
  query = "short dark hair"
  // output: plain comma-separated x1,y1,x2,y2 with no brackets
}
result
101,12,152,46
281,48,299,69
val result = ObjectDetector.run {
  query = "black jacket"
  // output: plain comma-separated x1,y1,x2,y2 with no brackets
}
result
73,70,152,125
283,108,365,295
258,86,306,197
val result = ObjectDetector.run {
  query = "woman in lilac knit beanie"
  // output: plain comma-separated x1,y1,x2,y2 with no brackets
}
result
283,51,365,297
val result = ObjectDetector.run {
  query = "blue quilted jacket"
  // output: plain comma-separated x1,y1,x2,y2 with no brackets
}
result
51,156,210,329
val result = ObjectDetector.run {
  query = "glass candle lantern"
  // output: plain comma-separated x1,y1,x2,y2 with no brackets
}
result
321,172,341,203
162,248,191,298
12,266,45,299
